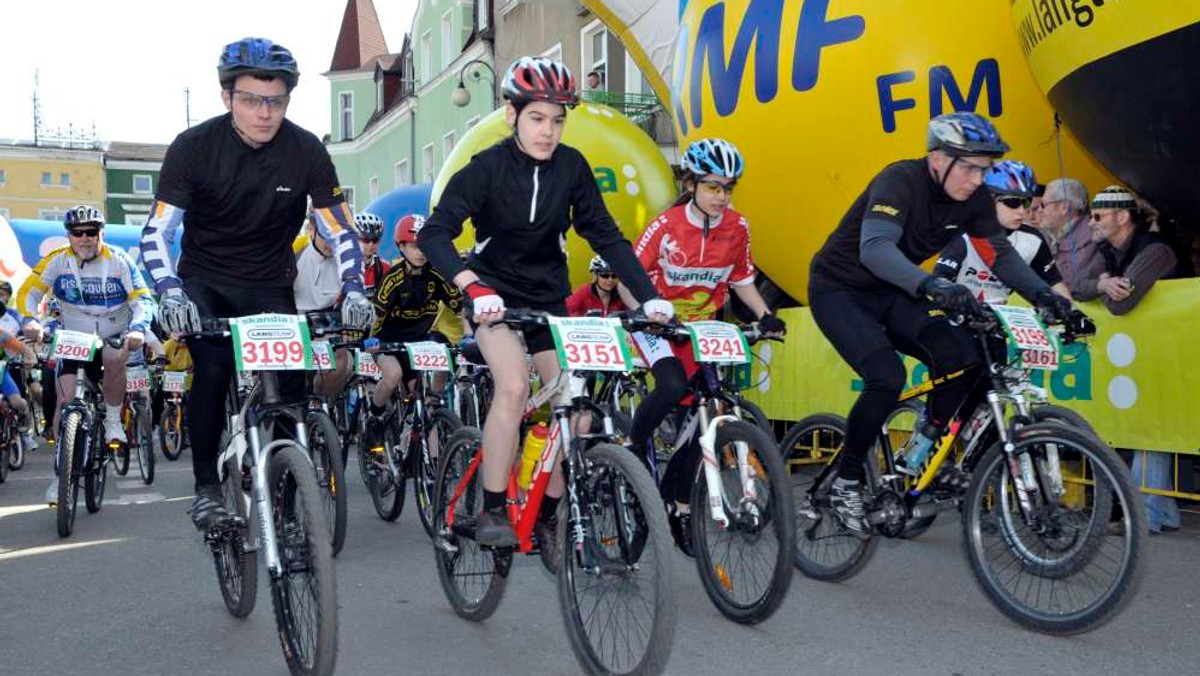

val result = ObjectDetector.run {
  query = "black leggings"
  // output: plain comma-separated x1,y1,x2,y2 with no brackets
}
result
810,286,977,482
185,279,305,489
629,357,693,501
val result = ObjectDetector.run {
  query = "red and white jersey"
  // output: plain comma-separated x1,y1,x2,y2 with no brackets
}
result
634,203,756,321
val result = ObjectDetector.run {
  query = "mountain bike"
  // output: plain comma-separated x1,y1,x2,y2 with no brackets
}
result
452,341,492,429
158,368,190,461
304,318,349,557
620,316,794,625
122,362,154,484
433,310,676,676
183,315,337,676
354,338,462,536
49,332,126,537
791,305,1145,635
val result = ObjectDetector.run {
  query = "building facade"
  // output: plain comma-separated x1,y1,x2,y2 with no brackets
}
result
104,142,168,226
0,143,105,222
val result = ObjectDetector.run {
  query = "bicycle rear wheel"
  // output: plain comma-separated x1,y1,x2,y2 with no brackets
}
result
85,438,108,514
211,462,258,618
160,401,184,461
134,401,154,485
57,412,85,537
559,443,676,676
413,408,461,539
691,421,794,624
433,427,509,621
363,417,405,522
784,414,879,582
962,422,1145,635
268,445,338,676
306,411,347,556
0,434,9,484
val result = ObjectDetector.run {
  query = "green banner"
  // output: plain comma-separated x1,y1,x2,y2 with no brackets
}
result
741,279,1200,455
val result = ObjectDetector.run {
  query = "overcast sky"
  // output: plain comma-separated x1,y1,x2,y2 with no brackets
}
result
0,0,418,146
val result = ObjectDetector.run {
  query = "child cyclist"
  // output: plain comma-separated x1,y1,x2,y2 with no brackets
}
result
624,138,786,553
361,214,465,448
418,56,674,549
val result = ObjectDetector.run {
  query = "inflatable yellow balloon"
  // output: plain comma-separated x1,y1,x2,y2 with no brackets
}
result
430,105,677,290
1012,1,1200,228
668,0,1115,303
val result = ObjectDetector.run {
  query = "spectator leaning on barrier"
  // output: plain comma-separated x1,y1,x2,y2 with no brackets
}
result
1081,185,1184,534
1027,182,1046,229
1075,186,1182,315
1038,178,1106,296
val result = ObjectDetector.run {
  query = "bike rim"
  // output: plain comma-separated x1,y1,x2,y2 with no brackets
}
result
437,441,496,608
271,466,323,669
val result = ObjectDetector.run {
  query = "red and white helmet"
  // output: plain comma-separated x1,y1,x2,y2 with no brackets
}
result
394,214,426,245
501,56,578,108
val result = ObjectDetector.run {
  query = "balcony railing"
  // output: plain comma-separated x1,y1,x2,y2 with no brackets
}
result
580,90,673,144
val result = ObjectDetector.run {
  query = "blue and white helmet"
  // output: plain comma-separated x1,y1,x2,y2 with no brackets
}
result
984,160,1037,198
681,138,744,179
218,37,299,90
926,112,1009,157
63,205,104,229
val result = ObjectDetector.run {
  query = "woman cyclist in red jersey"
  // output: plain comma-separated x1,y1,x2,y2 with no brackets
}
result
565,255,626,317
417,56,673,549
624,138,785,552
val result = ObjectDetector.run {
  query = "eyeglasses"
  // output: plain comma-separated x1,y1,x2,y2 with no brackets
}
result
996,197,1032,209
68,228,100,238
231,89,290,112
696,179,736,197
956,158,993,177
596,273,617,280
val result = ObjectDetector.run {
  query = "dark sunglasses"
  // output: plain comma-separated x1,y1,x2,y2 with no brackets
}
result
68,228,101,238
359,237,381,244
996,197,1032,210
596,273,617,280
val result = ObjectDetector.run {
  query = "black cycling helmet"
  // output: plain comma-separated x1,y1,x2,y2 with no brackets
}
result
218,37,300,91
0,280,12,296
926,112,1009,157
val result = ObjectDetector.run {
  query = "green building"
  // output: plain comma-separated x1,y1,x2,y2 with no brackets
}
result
104,141,167,226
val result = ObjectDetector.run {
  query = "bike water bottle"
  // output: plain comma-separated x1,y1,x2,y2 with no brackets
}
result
517,423,549,489
899,421,941,475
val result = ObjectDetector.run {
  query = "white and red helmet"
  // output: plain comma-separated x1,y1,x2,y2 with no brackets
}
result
501,56,579,108
394,214,426,245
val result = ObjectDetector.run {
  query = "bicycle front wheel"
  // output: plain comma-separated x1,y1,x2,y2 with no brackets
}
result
559,442,676,676
306,411,347,556
57,412,85,537
268,445,338,676
433,427,509,621
413,408,461,539
134,401,154,485
691,420,794,624
962,422,1145,635
160,401,185,461
85,439,108,514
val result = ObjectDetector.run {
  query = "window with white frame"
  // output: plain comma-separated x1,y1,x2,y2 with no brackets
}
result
340,92,354,141
581,22,608,92
369,176,379,201
465,116,480,131
442,131,457,165
422,143,436,183
377,75,386,112
441,11,454,70
39,208,67,221
60,172,71,186
625,52,647,95
395,160,410,187
133,174,153,194
477,0,491,34
342,186,356,212
420,31,432,83
40,172,52,186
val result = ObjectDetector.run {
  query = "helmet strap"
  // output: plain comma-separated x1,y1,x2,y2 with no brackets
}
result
688,195,720,236
934,155,959,193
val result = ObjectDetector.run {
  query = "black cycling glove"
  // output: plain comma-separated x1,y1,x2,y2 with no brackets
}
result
919,276,980,315
1034,289,1072,323
758,313,786,334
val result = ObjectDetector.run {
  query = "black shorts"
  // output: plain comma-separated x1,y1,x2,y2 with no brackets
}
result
467,302,566,355
57,347,105,387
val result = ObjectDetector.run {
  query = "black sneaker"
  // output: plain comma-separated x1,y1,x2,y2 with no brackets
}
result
668,505,694,557
476,509,518,547
190,485,230,531
535,516,560,573
363,413,385,450
829,477,870,540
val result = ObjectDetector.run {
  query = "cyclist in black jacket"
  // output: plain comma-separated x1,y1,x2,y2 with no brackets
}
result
807,112,1072,537
419,56,674,549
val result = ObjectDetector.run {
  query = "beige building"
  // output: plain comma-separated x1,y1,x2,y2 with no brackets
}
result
0,143,106,221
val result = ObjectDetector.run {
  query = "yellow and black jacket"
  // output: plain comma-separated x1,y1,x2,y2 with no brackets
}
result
371,260,464,342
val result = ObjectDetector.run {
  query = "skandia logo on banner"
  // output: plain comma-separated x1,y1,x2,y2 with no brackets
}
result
661,262,733,288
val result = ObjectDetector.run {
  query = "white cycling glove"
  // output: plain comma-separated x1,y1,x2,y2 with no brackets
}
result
341,290,376,330
157,287,201,334
464,282,505,316
642,298,675,319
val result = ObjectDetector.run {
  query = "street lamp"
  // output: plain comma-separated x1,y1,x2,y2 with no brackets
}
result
451,59,498,109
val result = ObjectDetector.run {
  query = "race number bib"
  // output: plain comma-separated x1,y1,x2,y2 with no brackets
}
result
406,341,453,372
229,314,312,372
991,304,1061,371
684,321,750,364
162,371,188,393
51,330,101,363
547,316,631,372
310,340,335,371
354,350,382,379
125,367,151,393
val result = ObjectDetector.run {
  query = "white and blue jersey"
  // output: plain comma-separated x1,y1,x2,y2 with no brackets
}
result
17,244,154,339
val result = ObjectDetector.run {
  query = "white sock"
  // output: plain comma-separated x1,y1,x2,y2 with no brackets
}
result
105,405,123,426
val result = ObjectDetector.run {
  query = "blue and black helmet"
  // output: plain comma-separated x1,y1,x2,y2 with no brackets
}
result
63,205,104,229
681,138,744,179
926,112,1009,157
984,160,1037,198
218,37,299,90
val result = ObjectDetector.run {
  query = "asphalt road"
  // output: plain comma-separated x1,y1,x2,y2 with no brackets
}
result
1,440,1197,676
